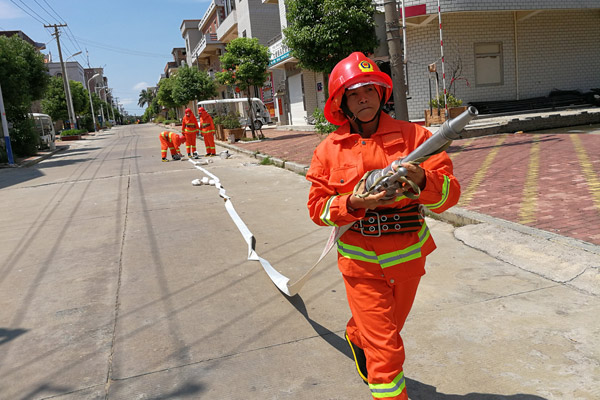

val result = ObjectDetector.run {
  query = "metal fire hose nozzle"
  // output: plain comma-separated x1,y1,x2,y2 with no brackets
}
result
364,106,479,197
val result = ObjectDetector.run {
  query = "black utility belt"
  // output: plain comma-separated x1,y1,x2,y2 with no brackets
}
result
349,205,424,237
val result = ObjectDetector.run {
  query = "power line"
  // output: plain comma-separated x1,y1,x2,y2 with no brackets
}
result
9,0,46,25
31,0,56,22
39,0,63,21
15,0,51,24
73,35,167,59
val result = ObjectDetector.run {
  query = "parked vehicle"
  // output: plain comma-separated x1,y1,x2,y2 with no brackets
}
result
198,98,272,130
30,113,56,150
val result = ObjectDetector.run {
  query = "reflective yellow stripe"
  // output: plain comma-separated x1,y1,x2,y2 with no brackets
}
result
369,371,405,398
337,222,430,268
378,223,430,268
337,240,378,263
424,175,450,210
319,196,337,226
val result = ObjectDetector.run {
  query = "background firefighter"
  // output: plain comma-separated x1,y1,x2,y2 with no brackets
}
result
182,108,200,159
198,107,216,156
159,131,185,162
306,52,461,400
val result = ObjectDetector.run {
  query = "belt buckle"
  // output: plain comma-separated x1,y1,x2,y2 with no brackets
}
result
360,211,381,237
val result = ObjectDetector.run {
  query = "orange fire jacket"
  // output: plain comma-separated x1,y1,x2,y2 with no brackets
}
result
306,112,461,284
182,114,199,135
199,114,215,136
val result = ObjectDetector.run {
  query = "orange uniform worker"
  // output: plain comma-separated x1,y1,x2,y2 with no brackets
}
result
182,108,200,159
306,52,461,400
159,131,185,162
198,107,216,156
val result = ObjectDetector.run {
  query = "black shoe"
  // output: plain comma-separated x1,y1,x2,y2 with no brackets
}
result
345,331,368,384
193,153,200,159
205,153,210,157
162,158,169,162
172,154,181,161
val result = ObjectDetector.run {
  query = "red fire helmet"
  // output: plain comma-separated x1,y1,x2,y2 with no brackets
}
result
324,52,392,126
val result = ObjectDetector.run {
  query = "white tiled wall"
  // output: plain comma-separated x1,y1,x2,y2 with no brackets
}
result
404,9,600,119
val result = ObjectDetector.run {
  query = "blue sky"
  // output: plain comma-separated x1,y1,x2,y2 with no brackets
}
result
0,0,211,116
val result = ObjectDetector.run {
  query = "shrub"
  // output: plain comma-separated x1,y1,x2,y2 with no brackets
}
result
214,113,241,129
155,115,165,123
60,129,87,137
10,117,39,156
429,93,463,109
312,108,337,135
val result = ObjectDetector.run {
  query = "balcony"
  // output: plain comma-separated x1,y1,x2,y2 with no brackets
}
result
268,35,294,68
192,33,224,61
216,9,238,42
199,0,225,31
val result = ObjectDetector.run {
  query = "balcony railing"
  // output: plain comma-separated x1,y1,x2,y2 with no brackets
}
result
193,33,220,59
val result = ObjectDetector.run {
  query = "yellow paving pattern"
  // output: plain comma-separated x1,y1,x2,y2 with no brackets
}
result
458,136,506,207
518,135,540,224
570,135,600,213
448,138,474,161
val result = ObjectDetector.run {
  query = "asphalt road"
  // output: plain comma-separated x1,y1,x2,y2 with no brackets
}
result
0,124,598,400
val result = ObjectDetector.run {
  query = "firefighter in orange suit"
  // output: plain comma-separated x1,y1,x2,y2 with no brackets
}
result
198,107,216,156
306,52,461,400
159,131,185,162
182,108,200,159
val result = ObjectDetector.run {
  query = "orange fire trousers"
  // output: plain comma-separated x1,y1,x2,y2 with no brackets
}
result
343,262,423,400
184,132,197,155
203,132,216,155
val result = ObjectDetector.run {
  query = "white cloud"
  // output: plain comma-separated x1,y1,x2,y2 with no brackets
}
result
133,82,150,91
0,1,23,19
121,98,134,105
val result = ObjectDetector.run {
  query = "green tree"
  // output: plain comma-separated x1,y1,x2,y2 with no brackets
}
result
216,37,270,139
138,88,154,108
41,76,70,122
0,34,50,157
172,65,217,106
283,0,378,75
156,77,179,116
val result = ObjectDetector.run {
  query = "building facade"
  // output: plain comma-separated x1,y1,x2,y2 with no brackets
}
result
396,0,600,120
180,0,283,121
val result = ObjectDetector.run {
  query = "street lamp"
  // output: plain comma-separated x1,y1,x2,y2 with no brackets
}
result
95,86,108,128
63,51,82,129
87,73,100,132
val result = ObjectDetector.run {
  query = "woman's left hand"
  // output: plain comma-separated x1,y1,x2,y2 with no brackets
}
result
400,163,426,191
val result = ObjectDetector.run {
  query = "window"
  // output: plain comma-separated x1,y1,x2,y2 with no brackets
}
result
242,30,247,38
474,42,503,86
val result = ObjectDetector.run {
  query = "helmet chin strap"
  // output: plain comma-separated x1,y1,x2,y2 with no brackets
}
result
341,95,386,135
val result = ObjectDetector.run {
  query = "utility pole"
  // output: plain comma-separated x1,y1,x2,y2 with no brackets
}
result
46,24,77,130
383,0,409,121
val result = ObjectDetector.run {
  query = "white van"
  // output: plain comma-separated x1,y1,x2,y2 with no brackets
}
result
30,113,56,150
198,98,272,130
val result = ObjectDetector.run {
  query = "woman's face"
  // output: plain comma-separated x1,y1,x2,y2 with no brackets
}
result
345,84,381,122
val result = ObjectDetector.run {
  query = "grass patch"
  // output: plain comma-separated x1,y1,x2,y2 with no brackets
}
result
259,156,274,165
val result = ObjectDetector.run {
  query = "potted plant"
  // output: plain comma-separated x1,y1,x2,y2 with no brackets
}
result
220,113,245,142
425,94,467,126
213,114,226,141
59,129,86,141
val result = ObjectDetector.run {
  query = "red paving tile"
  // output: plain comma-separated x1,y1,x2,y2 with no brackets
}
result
228,128,600,246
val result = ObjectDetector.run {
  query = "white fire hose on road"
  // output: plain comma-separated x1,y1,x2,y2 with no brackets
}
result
189,159,346,297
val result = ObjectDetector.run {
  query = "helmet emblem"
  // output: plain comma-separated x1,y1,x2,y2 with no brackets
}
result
358,60,374,72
